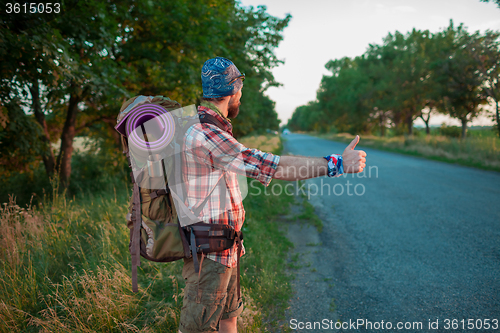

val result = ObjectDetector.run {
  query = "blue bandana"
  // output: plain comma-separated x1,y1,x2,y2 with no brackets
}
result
201,57,244,98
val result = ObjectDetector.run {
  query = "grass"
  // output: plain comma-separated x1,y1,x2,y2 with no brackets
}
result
239,134,282,153
329,299,336,312
317,129,500,172
0,133,299,332
295,180,324,232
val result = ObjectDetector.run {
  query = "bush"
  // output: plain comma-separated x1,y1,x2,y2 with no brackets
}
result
439,125,462,138
0,147,129,207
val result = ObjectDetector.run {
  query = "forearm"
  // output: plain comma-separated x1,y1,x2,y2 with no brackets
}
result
273,155,328,181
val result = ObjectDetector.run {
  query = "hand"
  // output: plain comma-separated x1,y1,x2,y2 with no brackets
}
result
342,135,367,173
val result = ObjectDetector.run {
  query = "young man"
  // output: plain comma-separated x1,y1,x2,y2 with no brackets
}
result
179,57,366,333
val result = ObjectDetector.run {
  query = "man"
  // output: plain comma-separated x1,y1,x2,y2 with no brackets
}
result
179,57,366,333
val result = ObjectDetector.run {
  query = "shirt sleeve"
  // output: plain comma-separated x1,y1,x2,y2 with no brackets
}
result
185,124,280,186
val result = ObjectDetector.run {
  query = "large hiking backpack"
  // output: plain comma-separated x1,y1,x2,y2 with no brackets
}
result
115,96,243,293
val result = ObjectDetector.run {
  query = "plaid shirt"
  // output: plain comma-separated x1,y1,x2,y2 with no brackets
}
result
182,105,280,267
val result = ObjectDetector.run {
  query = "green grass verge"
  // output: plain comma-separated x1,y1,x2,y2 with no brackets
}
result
316,132,500,173
295,180,324,233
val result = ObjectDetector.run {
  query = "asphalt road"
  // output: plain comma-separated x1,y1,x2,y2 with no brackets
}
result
282,133,500,333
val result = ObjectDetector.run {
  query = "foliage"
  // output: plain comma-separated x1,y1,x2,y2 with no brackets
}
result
288,21,500,139
431,22,489,138
0,1,290,187
0,102,47,175
439,125,462,138
480,0,500,8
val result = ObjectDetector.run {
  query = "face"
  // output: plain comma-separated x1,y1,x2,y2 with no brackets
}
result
227,88,242,119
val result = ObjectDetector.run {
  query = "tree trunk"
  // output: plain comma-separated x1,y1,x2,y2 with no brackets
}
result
56,92,81,189
380,113,385,137
104,119,122,148
461,118,468,139
30,81,55,177
420,115,430,135
496,100,500,137
407,114,413,136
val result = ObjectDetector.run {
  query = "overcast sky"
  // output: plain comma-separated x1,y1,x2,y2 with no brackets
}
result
239,0,500,127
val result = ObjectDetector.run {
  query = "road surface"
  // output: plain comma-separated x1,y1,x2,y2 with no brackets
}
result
282,133,500,332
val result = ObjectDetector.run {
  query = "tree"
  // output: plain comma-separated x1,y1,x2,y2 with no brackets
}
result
1,0,135,187
1,1,290,189
480,0,500,8
288,21,499,139
431,21,488,138
471,30,500,136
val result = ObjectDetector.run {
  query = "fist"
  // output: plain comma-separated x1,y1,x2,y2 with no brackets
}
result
342,135,366,173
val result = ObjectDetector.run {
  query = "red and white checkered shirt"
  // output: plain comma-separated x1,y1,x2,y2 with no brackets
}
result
182,105,280,267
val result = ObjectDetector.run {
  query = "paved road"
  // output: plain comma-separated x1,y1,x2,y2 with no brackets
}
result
283,133,500,332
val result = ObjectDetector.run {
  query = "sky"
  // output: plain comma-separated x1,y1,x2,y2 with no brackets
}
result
238,0,500,127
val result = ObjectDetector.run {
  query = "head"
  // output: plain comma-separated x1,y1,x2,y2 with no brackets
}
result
201,57,244,118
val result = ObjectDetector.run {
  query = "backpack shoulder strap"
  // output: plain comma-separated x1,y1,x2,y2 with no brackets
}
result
199,113,226,132
131,182,142,293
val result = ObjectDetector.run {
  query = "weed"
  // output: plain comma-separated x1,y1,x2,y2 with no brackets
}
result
329,298,337,312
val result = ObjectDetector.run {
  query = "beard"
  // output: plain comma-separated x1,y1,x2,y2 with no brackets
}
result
227,96,241,118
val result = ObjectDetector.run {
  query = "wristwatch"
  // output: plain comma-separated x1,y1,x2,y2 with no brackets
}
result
323,154,344,177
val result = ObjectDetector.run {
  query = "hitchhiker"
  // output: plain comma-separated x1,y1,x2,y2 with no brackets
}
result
178,56,366,333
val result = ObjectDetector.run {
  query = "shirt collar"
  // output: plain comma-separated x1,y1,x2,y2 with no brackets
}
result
198,102,233,136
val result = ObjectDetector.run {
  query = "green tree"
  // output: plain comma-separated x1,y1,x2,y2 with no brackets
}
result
480,0,500,8
0,1,290,189
431,21,488,138
1,0,135,187
470,30,500,136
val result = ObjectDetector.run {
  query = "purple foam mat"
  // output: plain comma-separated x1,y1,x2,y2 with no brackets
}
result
122,104,176,154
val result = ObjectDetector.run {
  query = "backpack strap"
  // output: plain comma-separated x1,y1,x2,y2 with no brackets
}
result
130,182,142,293
172,111,231,274
148,188,169,199
236,231,243,300
122,136,142,293
199,113,227,132
174,172,224,274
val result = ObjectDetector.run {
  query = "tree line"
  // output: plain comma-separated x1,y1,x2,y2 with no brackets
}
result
0,0,290,188
287,20,500,139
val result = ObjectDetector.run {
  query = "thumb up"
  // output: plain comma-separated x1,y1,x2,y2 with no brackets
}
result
346,135,360,150
342,135,367,173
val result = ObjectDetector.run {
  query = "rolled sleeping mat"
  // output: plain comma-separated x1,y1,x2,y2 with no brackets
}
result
123,103,176,159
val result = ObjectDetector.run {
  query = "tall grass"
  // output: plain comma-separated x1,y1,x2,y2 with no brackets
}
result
0,177,184,332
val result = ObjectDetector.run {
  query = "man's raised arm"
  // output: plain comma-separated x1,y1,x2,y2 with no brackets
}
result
274,135,367,181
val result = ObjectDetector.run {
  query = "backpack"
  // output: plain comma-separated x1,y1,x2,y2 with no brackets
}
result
115,96,243,293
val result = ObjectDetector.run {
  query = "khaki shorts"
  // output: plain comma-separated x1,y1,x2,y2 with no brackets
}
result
179,255,243,333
